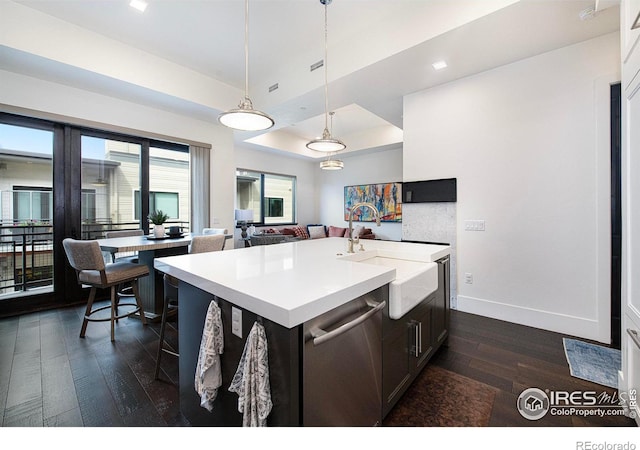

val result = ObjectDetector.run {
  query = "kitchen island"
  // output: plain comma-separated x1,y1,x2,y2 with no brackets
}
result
154,237,450,426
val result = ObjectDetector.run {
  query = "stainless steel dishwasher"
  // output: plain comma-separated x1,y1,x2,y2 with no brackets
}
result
302,287,386,426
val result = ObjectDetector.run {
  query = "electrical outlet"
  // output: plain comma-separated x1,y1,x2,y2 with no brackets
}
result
232,306,242,338
464,272,473,284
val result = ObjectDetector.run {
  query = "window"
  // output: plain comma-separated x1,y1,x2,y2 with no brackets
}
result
12,186,52,223
0,111,195,315
236,169,296,225
134,191,179,220
265,197,284,218
81,189,96,222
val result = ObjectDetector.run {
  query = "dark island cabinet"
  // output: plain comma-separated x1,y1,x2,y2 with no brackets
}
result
432,255,450,348
381,256,450,418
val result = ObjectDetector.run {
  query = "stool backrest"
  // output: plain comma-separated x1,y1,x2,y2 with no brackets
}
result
104,229,144,261
202,228,227,235
190,234,225,254
105,229,144,238
63,238,106,272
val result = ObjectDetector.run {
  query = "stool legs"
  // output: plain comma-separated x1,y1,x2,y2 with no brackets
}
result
110,286,117,342
154,295,171,380
80,287,97,338
131,280,147,326
79,282,146,341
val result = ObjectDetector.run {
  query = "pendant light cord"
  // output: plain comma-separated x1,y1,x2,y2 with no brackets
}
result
323,0,329,131
244,0,250,101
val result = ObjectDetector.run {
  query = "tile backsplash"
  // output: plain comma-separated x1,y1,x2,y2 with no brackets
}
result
402,202,457,308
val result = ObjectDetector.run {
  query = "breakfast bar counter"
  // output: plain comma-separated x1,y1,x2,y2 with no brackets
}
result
154,237,449,328
154,237,450,426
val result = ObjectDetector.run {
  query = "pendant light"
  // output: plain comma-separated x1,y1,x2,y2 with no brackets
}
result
320,112,344,170
218,0,274,131
320,156,344,170
306,0,346,152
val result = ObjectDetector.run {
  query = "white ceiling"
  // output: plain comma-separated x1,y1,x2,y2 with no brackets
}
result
1,0,621,159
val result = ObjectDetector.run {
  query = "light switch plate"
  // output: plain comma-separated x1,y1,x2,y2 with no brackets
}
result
464,220,485,231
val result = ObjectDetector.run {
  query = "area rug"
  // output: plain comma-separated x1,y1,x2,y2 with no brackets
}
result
383,365,497,427
562,338,620,389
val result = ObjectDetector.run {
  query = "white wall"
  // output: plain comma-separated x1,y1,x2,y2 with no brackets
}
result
0,69,237,241
317,147,403,241
403,32,620,343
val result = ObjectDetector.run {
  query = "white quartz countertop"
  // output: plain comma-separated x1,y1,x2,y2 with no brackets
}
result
154,237,450,328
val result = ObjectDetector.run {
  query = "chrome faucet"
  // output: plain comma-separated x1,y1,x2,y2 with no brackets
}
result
347,202,381,253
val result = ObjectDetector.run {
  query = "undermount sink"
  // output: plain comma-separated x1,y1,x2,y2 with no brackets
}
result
338,250,438,319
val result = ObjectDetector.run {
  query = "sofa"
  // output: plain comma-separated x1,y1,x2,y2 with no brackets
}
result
286,224,376,240
248,224,376,246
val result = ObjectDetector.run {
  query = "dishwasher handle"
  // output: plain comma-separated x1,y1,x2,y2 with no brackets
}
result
311,300,386,346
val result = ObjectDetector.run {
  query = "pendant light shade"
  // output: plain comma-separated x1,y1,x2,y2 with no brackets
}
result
319,112,344,169
308,128,346,152
320,158,344,170
218,0,274,131
306,0,345,153
219,97,274,131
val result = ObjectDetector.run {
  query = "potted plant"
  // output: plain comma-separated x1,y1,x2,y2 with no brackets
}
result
148,210,169,237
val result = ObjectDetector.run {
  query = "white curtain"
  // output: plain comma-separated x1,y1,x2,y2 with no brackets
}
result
190,145,210,234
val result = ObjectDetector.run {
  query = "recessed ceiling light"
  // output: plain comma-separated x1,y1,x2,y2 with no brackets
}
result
432,60,448,71
130,0,148,12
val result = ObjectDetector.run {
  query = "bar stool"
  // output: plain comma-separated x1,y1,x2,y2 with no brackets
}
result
202,228,228,250
154,233,225,380
104,229,144,297
63,238,149,342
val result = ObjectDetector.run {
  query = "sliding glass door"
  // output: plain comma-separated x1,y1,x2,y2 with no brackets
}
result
0,112,190,317
0,120,55,300
80,135,142,238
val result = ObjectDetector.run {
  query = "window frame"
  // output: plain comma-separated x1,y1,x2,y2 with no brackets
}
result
236,168,297,227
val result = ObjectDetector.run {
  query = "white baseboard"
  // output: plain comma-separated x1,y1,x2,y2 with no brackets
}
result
457,295,607,343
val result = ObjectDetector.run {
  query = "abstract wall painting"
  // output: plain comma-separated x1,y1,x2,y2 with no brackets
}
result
344,182,402,222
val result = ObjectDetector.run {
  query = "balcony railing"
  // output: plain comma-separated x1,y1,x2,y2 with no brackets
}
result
0,219,189,298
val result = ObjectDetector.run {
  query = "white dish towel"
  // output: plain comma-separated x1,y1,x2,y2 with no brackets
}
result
229,321,273,426
194,300,224,412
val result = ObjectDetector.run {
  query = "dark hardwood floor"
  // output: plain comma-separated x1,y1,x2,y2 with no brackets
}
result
0,302,636,427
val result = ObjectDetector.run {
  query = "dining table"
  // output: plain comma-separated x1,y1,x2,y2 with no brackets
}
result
97,233,193,321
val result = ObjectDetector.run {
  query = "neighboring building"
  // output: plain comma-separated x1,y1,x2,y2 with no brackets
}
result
0,139,190,296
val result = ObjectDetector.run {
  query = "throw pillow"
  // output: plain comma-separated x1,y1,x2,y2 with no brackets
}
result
308,225,327,239
291,226,309,240
328,226,347,237
281,228,296,236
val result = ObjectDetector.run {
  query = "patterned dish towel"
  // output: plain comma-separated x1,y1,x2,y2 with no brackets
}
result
194,300,224,412
229,321,273,426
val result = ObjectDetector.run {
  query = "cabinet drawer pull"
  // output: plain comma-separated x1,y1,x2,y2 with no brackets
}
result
627,328,640,350
412,321,419,357
418,322,423,355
